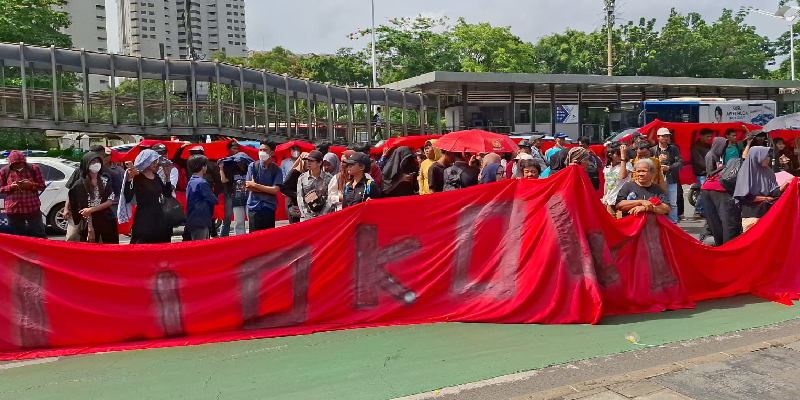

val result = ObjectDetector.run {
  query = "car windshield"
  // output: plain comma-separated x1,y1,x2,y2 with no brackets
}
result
58,159,79,169
609,128,640,142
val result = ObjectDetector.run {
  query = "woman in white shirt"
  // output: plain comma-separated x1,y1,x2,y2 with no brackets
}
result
602,144,632,218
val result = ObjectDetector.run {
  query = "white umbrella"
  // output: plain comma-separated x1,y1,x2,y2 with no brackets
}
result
762,113,800,132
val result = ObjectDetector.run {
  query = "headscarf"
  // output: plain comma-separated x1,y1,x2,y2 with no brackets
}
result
566,147,590,166
734,146,778,202
117,149,161,223
292,152,309,173
480,163,502,184
323,152,341,176
706,137,729,176
381,146,417,192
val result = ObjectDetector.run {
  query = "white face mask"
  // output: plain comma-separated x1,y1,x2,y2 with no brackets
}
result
89,163,102,173
291,150,300,159
259,151,270,162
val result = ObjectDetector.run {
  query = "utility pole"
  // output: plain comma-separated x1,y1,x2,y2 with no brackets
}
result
371,0,378,87
604,0,615,76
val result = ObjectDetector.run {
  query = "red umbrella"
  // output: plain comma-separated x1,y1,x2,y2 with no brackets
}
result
433,130,519,154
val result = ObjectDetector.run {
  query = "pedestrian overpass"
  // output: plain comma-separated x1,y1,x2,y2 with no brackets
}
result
0,42,441,143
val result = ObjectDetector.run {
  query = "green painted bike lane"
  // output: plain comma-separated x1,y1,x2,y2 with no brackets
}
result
1,295,798,400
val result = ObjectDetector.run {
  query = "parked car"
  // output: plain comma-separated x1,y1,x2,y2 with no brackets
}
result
0,157,77,235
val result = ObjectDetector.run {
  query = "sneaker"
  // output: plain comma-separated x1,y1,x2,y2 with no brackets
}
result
693,213,704,220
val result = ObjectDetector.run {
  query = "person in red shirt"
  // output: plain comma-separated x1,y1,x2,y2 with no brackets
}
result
0,151,47,238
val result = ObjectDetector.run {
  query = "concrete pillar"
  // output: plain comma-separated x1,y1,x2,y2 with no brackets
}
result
461,84,468,130
549,83,556,135
50,46,59,124
19,43,28,122
138,56,145,127
110,54,117,127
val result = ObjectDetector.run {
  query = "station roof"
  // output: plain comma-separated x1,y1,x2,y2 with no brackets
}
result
384,71,800,103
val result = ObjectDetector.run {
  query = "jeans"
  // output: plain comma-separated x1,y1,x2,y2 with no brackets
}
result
694,175,706,216
220,195,246,237
666,183,679,224
8,212,46,238
248,209,276,233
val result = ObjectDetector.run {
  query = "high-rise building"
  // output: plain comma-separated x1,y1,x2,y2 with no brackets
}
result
59,0,109,88
118,0,247,60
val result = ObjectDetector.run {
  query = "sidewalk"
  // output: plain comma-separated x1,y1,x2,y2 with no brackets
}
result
520,335,800,400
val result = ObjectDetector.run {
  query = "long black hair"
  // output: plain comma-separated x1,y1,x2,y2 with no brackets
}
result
606,143,622,167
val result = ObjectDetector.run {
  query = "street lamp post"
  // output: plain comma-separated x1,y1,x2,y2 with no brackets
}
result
371,0,378,87
747,5,799,80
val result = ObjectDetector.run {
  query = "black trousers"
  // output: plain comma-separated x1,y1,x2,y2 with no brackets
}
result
7,212,46,238
677,184,685,217
702,189,742,246
248,209,276,232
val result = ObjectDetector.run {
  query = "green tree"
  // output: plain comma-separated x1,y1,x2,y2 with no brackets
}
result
451,18,537,73
532,29,606,74
0,0,72,47
301,48,372,86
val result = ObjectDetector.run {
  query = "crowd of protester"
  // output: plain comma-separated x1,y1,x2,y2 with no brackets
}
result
1,126,798,246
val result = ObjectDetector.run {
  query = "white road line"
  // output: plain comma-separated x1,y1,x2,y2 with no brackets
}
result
0,357,60,370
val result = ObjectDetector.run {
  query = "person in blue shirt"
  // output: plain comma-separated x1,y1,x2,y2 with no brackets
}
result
246,141,284,232
185,155,218,241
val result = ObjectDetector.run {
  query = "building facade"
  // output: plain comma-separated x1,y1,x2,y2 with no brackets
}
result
118,0,247,60
59,0,109,89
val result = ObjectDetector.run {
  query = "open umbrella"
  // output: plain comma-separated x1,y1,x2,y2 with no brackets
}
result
433,130,519,154
763,113,800,132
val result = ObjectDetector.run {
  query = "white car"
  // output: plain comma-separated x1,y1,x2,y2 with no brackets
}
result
0,157,77,235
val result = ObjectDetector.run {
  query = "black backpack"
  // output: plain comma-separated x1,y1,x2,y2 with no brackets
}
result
443,166,465,192
719,157,744,194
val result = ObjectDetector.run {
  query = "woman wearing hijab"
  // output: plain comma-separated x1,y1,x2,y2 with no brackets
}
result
702,137,741,246
68,152,118,243
323,152,342,212
479,153,505,184
120,149,174,244
733,146,791,232
280,152,308,224
381,146,419,197
566,147,591,169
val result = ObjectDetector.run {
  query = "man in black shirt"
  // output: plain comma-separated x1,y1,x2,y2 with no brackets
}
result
342,153,380,207
442,152,480,191
428,151,452,193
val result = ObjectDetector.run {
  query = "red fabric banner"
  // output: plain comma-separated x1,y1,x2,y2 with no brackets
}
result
2,168,798,361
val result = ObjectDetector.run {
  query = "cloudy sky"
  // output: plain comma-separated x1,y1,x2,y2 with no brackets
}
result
105,0,793,54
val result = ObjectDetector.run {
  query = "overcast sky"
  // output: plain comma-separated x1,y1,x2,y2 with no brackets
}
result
105,0,793,55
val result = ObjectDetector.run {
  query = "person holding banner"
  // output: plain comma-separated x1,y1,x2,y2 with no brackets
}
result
734,147,791,233
615,158,671,217
67,153,118,244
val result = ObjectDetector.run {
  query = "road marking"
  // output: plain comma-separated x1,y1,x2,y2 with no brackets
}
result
0,357,59,370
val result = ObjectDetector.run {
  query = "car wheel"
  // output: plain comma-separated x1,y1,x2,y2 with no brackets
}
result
48,203,68,235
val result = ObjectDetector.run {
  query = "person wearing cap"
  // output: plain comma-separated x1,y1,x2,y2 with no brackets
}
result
245,141,283,232
690,128,715,219
650,128,683,224
418,140,442,195
545,133,568,163
508,140,533,179
63,145,118,241
342,153,380,208
296,150,334,221
354,143,383,190
528,134,548,173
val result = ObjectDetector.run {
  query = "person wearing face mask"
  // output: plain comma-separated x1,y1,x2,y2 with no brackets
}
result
64,145,118,241
67,153,118,243
246,141,284,232
119,149,174,244
280,145,302,183
0,150,47,238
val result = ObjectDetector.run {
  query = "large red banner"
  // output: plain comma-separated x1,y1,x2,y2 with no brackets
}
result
1,168,798,361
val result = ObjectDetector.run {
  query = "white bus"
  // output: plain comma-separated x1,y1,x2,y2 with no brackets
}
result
641,98,776,126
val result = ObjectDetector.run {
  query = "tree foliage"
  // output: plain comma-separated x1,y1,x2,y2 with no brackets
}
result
0,0,72,47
